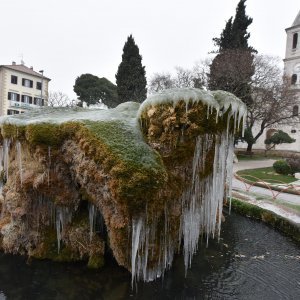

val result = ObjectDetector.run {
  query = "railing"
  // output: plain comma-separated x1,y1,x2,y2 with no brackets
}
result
234,173,300,199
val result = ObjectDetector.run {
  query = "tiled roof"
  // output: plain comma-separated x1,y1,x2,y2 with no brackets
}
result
0,64,51,81
292,10,300,27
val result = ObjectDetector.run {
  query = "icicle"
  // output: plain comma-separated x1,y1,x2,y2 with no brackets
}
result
47,146,51,186
88,203,97,241
225,134,235,214
131,217,143,287
0,146,3,176
56,206,72,253
2,139,11,181
16,141,23,186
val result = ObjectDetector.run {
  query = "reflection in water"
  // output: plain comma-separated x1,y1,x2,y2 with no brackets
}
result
0,212,299,299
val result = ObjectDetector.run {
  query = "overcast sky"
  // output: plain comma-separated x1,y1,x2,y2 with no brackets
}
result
1,0,299,99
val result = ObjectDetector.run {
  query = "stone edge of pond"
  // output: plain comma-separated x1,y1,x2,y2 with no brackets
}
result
226,198,300,245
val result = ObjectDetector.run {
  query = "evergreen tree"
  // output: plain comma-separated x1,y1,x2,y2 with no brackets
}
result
212,17,233,51
115,35,147,103
209,0,255,106
74,74,119,108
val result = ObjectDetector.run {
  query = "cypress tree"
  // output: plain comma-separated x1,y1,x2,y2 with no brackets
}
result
209,0,255,106
116,35,147,103
212,17,233,51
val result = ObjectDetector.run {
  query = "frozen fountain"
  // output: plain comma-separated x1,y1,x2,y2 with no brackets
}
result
0,88,246,282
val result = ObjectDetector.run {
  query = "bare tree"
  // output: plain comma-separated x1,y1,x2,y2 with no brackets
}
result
148,73,174,94
244,55,299,152
148,60,209,94
48,91,71,107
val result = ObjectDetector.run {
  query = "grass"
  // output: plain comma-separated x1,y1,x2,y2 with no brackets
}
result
237,153,282,161
237,167,296,184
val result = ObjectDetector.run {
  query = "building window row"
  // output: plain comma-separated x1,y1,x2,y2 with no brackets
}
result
7,92,45,106
7,109,21,115
10,75,42,90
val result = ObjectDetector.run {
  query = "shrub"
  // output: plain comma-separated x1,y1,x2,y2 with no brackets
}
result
286,156,300,174
273,160,291,175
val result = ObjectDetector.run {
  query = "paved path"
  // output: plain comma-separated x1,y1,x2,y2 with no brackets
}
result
232,159,300,205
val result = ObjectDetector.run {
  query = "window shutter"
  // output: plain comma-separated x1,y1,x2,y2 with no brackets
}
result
29,96,33,104
30,80,33,88
8,92,11,100
22,78,25,86
17,94,20,101
21,95,24,103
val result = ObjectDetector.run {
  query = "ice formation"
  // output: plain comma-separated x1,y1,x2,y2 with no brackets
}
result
0,88,246,284
130,132,235,283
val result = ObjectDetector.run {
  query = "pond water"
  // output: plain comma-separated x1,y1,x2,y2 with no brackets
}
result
0,212,299,299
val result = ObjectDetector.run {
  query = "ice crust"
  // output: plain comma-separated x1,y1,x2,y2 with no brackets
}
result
0,101,140,127
138,88,247,130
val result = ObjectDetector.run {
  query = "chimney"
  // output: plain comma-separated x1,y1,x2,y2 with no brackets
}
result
12,61,16,65
30,66,33,70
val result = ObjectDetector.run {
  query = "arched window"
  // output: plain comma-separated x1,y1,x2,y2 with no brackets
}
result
293,105,299,116
293,33,298,49
291,74,297,85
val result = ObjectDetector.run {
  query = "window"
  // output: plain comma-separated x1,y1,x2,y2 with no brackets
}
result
11,75,18,84
34,97,44,106
7,109,20,115
22,78,33,88
291,129,297,133
293,105,299,116
293,33,298,49
21,95,33,104
36,81,42,90
8,92,20,101
291,74,297,85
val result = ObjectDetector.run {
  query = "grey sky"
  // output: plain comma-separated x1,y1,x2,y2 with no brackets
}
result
1,0,299,100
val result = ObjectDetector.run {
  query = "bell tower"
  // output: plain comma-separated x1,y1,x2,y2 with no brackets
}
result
284,10,300,89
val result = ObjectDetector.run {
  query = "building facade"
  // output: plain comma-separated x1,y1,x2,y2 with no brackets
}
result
0,62,51,116
238,10,300,152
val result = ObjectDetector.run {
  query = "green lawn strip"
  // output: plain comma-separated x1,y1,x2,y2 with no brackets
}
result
237,154,282,161
237,167,296,184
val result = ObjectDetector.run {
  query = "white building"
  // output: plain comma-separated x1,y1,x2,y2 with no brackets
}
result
238,10,300,152
0,62,51,116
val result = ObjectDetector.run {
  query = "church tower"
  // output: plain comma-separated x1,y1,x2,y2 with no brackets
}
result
284,10,300,91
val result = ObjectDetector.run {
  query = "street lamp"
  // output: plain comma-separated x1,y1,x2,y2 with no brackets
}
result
39,70,44,106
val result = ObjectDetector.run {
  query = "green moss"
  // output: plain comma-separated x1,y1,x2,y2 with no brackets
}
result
1,124,26,140
87,254,104,269
25,123,66,147
32,228,81,262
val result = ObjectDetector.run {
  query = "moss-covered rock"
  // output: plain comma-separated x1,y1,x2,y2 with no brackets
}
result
0,89,246,278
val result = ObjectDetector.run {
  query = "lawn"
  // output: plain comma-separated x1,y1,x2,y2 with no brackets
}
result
236,167,296,184
237,153,283,161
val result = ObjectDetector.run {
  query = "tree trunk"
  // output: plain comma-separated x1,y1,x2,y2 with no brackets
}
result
246,143,253,153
